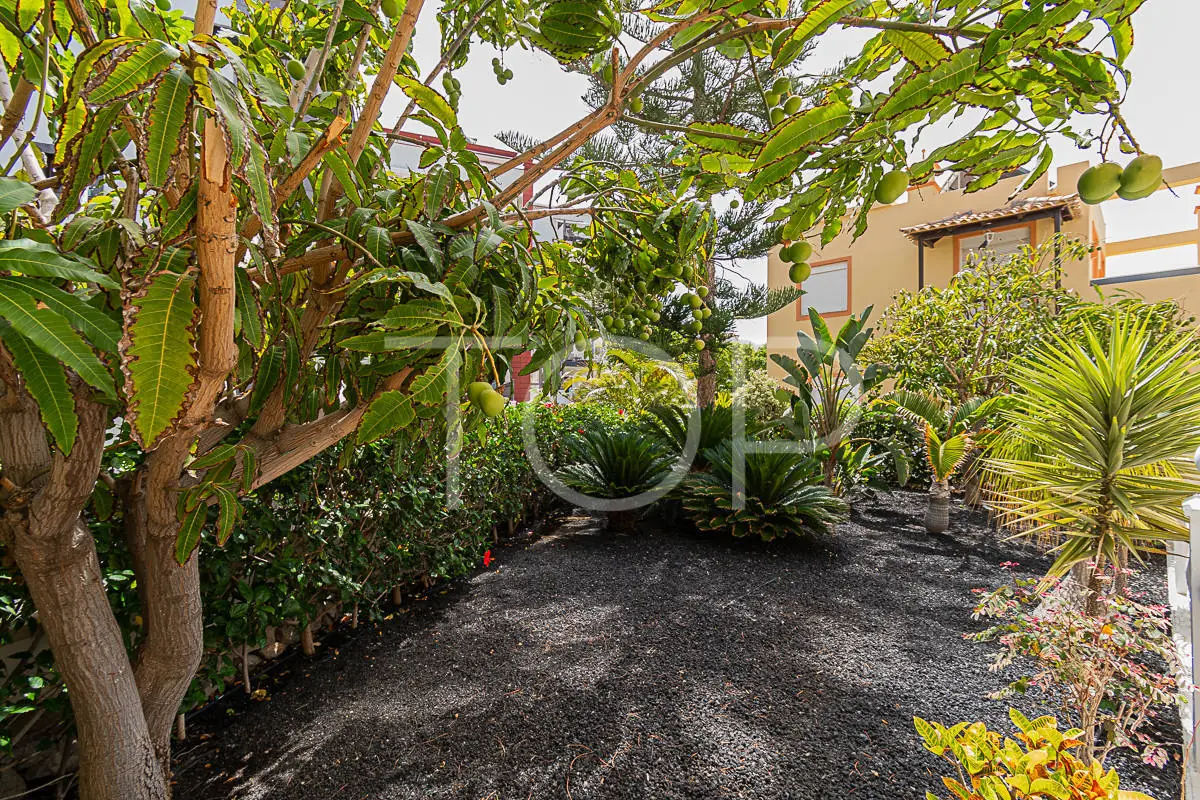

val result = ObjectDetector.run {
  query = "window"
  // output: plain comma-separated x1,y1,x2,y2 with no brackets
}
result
797,259,850,317
956,224,1032,271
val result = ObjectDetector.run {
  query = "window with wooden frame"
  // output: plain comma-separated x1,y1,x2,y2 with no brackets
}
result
953,222,1036,272
796,258,851,318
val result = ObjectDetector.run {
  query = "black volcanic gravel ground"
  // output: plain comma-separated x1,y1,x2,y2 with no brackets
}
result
173,491,1182,800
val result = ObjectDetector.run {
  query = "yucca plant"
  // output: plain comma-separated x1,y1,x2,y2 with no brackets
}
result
557,427,675,532
681,443,848,542
985,310,1200,603
889,391,1004,533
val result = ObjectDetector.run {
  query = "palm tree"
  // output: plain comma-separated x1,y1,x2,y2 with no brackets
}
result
889,392,1002,533
985,310,1200,605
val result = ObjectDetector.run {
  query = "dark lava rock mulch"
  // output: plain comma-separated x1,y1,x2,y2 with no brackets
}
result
173,491,1182,799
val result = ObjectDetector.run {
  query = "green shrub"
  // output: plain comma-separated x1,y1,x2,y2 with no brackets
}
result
681,443,847,541
0,401,610,763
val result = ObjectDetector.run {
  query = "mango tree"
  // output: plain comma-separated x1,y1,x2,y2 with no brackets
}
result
0,0,1146,796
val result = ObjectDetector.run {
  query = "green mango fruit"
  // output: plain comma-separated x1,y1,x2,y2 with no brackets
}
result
286,59,307,81
1119,154,1163,195
769,107,785,126
687,294,703,309
467,381,492,405
155,0,171,11
478,389,506,417
789,240,813,262
783,96,801,115
874,169,909,204
697,286,708,298
771,77,790,94
381,0,401,17
628,96,643,113
764,92,781,107
1117,181,1158,201
1077,162,1123,204
788,262,811,283
693,339,705,352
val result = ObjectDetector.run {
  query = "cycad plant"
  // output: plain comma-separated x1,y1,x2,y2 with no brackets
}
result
681,443,847,542
645,402,764,470
890,392,1003,533
557,427,675,532
985,310,1200,601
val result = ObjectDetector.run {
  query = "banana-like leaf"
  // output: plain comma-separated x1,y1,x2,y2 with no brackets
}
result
122,272,199,448
0,281,114,396
144,64,193,187
0,177,36,212
357,390,416,444
0,328,77,453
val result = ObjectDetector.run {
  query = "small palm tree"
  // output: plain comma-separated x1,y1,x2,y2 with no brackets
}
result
889,391,1001,533
985,310,1200,601
557,427,675,532
681,443,848,542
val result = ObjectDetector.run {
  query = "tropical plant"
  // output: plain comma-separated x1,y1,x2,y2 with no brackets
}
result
888,392,1003,534
566,348,692,411
645,401,766,470
557,427,675,531
914,709,1155,800
971,574,1179,768
985,310,1200,598
0,0,1151,793
771,307,886,485
681,443,846,542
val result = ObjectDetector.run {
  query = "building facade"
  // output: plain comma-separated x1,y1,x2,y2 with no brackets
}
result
766,160,1200,372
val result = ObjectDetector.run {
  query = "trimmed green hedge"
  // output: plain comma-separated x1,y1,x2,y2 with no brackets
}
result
1,401,622,767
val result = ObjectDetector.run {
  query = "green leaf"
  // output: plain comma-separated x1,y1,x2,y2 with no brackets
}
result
754,102,852,168
0,328,77,453
0,239,118,289
206,69,249,170
878,50,979,121
0,282,114,396
213,486,239,546
0,177,37,212
396,75,457,132
143,64,193,187
87,39,180,106
771,0,867,68
357,390,416,444
123,272,199,448
884,30,951,67
408,337,462,405
322,150,362,208
0,277,120,353
174,503,206,564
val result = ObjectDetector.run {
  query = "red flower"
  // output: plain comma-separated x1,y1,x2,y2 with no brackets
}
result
483,550,494,567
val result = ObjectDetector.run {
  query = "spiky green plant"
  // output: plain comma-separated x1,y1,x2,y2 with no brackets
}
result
985,310,1200,593
557,427,675,531
681,443,847,542
889,391,1004,533
644,402,764,469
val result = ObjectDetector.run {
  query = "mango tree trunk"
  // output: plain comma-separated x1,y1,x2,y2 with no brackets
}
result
925,479,951,534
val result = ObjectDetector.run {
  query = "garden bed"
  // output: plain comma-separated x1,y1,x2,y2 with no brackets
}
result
173,491,1181,800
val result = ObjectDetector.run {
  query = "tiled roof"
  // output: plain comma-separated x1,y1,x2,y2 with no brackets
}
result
899,194,1083,242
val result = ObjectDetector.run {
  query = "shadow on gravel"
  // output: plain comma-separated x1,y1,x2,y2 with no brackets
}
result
173,491,1180,800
